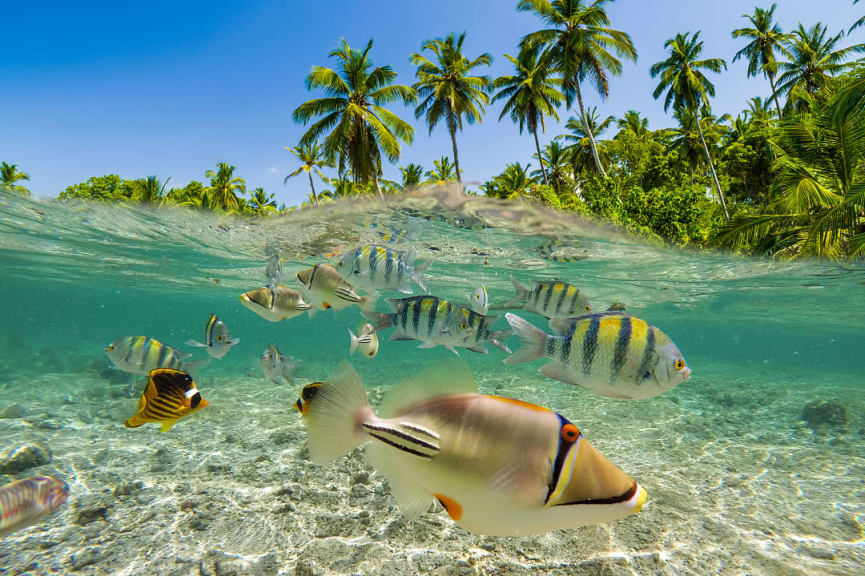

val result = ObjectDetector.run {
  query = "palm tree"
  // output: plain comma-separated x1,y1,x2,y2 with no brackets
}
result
411,32,491,183
850,0,864,34
425,156,458,184
651,31,729,220
491,46,563,185
284,140,330,207
775,23,865,108
732,4,792,119
518,0,638,178
205,162,246,212
667,108,728,188
179,186,219,211
0,162,31,196
400,163,424,188
559,107,613,178
248,187,278,216
744,96,775,130
130,175,169,205
292,39,416,200
492,162,536,199
532,140,573,194
616,110,649,136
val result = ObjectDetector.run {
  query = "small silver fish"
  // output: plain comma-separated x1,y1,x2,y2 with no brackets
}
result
105,336,209,375
468,285,488,315
0,476,70,538
260,344,297,385
186,314,239,359
348,323,379,358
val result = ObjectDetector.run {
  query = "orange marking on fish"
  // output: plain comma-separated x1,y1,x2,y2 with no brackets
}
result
322,302,331,309
487,395,551,412
434,494,462,521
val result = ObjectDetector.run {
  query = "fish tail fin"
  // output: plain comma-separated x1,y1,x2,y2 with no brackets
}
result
503,313,548,365
348,329,360,356
491,275,529,310
488,329,514,354
180,358,210,376
359,294,377,313
304,362,374,463
411,261,431,293
362,310,393,333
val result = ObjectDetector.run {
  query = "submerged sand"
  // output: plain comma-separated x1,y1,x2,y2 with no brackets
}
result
0,362,863,576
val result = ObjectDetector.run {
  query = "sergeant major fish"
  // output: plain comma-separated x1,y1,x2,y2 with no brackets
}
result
504,312,691,400
105,336,209,375
0,476,70,538
297,361,647,536
239,285,310,322
296,263,371,315
492,276,591,318
260,344,297,385
348,322,379,358
125,368,209,432
186,314,239,359
336,245,431,294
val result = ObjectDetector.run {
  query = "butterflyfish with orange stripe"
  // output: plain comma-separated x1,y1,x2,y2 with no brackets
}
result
491,275,592,318
125,368,209,432
0,476,69,538
504,312,691,400
105,336,209,375
297,361,647,536
186,314,239,358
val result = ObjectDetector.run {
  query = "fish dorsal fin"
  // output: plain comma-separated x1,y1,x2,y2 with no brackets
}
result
381,359,475,418
384,298,403,313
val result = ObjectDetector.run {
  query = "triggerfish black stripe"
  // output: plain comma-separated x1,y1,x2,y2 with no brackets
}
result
367,432,434,459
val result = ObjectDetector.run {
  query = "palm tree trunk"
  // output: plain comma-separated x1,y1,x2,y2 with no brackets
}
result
574,82,608,179
449,126,462,183
307,171,319,207
532,126,549,186
694,110,729,222
767,72,783,120
373,176,384,200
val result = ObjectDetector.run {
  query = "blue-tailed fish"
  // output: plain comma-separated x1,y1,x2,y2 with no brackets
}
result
240,285,310,322
105,336,209,375
492,276,592,318
468,285,488,315
363,296,511,355
125,368,208,432
186,314,239,359
348,322,379,358
296,263,371,315
260,344,297,385
296,361,646,536
505,312,691,400
336,245,431,294
0,476,70,538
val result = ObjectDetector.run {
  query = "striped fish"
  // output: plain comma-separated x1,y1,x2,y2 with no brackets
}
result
297,361,647,536
336,244,430,294
348,323,379,358
105,336,209,376
296,263,371,316
0,476,69,538
260,344,297,384
240,284,311,322
186,314,239,359
125,368,209,432
504,313,691,400
363,296,510,355
492,276,592,318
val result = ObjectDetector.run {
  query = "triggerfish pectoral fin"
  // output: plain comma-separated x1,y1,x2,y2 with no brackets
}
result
433,494,463,521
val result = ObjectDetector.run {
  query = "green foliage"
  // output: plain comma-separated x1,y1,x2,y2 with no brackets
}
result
0,162,31,196
400,163,424,188
425,156,458,184
59,174,134,201
205,162,246,212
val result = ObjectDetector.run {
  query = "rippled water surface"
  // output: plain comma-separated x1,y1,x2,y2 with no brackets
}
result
1,188,863,575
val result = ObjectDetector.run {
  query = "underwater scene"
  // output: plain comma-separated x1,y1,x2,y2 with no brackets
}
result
0,187,863,575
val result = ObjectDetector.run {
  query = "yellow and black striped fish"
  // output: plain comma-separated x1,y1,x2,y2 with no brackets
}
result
105,336,208,375
504,312,691,400
336,245,431,294
491,276,592,319
125,368,209,432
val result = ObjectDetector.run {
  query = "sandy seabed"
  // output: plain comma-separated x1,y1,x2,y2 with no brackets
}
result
0,362,863,576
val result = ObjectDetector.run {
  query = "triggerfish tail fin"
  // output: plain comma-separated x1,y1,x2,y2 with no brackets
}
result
303,361,374,463
503,313,548,365
491,275,529,310
411,260,432,293
348,329,360,356
362,310,394,333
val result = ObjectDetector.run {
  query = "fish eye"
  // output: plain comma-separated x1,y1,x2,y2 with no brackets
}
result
561,423,580,442
107,345,114,350
217,335,223,342
584,305,591,311
674,359,685,371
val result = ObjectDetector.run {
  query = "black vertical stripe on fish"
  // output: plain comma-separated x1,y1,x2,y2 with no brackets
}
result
555,283,569,313
427,297,439,337
399,302,409,331
156,344,169,369
638,325,656,382
532,283,542,305
384,249,393,283
560,325,573,364
369,247,378,280
542,282,555,313
411,299,423,334
367,432,434,459
568,288,579,315
611,316,632,383
582,315,601,376
545,414,574,504
442,300,453,329
306,264,319,289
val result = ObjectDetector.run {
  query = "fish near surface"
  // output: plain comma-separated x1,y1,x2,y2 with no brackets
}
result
125,368,208,432
492,276,592,318
260,344,297,384
336,244,431,294
298,361,646,536
186,314,239,358
105,336,209,375
296,263,371,315
0,476,69,538
505,312,691,400
239,285,310,322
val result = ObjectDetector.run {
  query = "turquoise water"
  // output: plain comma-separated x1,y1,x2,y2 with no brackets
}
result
0,188,863,575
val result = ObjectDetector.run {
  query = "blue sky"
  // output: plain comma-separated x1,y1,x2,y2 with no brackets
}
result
2,1,862,206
